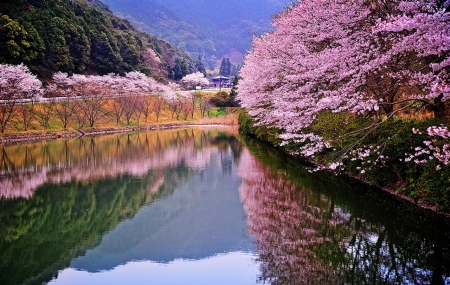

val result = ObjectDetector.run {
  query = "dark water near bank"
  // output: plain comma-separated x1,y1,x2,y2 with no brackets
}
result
0,127,449,285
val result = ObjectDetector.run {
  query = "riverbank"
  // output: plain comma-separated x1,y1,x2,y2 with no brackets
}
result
0,114,239,144
238,111,450,217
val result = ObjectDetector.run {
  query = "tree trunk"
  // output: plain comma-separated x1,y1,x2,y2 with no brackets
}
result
432,94,446,122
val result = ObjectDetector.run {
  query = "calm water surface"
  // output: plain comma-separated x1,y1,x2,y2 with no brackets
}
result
0,127,449,285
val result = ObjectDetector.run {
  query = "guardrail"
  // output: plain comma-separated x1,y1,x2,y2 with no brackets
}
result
0,88,232,104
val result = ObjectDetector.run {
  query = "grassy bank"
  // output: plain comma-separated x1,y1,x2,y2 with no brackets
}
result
0,99,239,144
238,110,450,215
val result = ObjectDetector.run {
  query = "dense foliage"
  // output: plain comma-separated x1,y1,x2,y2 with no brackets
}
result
0,0,198,79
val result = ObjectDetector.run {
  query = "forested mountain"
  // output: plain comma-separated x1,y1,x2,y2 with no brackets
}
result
0,0,199,79
99,0,291,68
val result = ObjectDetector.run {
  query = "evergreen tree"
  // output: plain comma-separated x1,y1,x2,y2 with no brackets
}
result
228,76,240,107
0,15,44,65
230,63,240,76
173,58,189,80
195,55,206,76
219,58,231,77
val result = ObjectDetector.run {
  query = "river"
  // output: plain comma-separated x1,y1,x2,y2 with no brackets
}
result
0,126,449,285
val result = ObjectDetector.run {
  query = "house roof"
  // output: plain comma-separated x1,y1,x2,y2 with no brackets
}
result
212,75,229,80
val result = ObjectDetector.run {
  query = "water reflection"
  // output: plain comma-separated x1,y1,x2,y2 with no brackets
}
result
0,127,255,285
69,149,252,271
1,128,450,285
50,252,258,285
238,137,450,285
0,127,240,199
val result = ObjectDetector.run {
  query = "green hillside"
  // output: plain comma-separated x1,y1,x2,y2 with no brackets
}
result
0,0,198,79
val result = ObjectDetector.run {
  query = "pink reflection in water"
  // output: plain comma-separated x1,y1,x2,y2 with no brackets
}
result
0,127,237,199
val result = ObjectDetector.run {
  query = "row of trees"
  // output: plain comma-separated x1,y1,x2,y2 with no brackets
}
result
237,0,449,169
0,64,219,133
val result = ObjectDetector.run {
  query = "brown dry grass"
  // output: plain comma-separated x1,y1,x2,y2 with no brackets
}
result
196,113,239,125
1,98,239,135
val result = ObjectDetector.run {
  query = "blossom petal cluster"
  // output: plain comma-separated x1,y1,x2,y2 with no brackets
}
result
407,126,450,168
181,72,209,89
52,71,176,99
0,64,42,100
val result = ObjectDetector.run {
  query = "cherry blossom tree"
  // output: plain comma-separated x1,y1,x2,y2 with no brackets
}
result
239,0,375,132
121,72,160,124
0,64,41,132
50,70,178,126
103,73,136,125
181,72,209,90
167,97,182,120
123,71,177,100
153,96,165,122
237,0,449,162
47,74,78,129
373,0,450,119
110,97,125,125
0,63,183,131
180,100,194,120
406,126,450,169
198,95,212,118
70,74,108,128
136,96,154,123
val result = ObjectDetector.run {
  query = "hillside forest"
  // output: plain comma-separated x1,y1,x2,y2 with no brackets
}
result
99,0,292,67
0,0,204,80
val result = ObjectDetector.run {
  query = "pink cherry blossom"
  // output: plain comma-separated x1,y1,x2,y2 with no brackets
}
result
181,72,209,89
237,0,449,159
0,63,42,100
